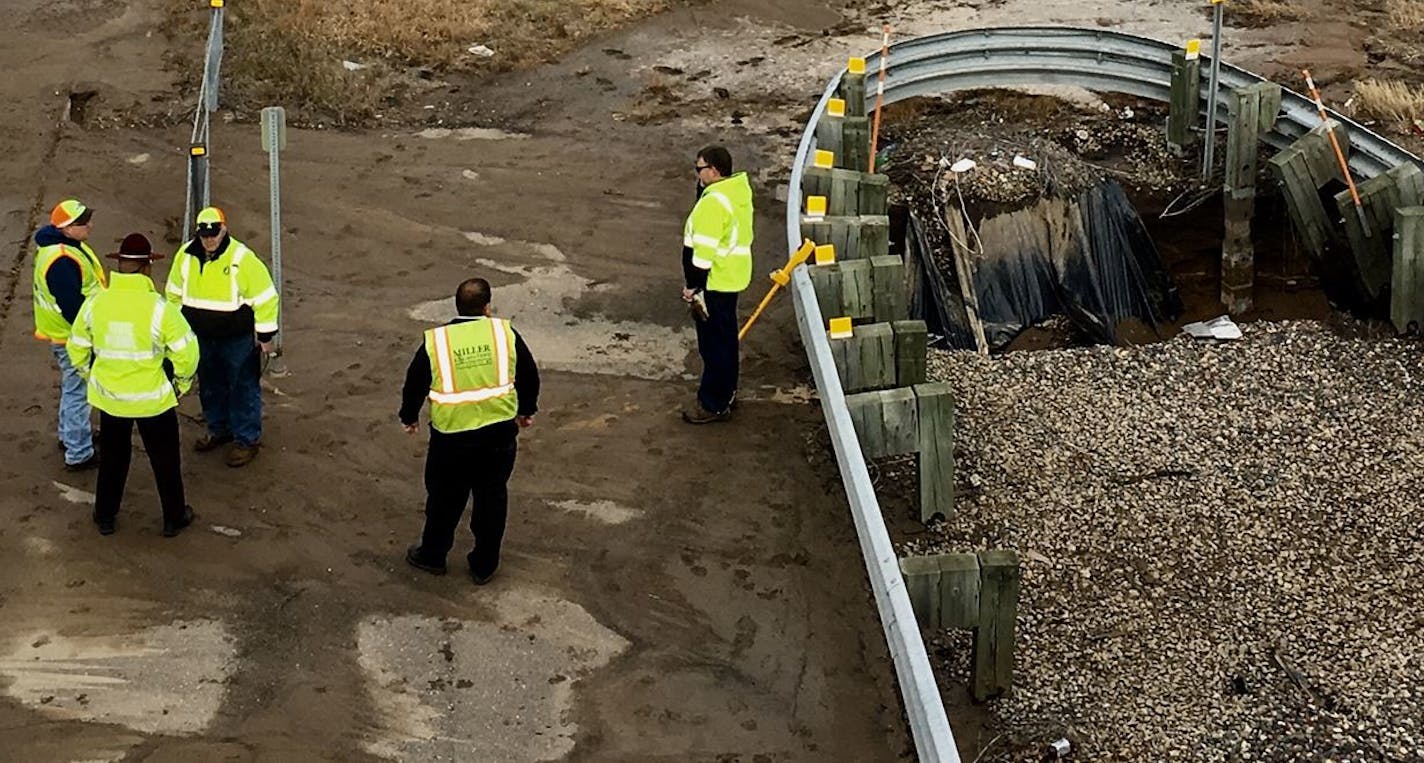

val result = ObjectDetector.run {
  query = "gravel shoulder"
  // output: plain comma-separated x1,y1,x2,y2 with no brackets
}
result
896,323,1424,761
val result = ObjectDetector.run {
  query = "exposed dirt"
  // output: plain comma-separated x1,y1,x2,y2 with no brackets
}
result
0,0,1415,760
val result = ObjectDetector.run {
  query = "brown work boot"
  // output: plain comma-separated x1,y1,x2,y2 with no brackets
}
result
195,433,233,452
681,403,731,425
225,443,259,468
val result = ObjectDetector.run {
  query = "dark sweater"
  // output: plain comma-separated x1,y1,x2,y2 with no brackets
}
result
34,226,93,324
399,317,540,444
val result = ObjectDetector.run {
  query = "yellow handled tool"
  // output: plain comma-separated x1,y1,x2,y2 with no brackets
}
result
738,239,816,341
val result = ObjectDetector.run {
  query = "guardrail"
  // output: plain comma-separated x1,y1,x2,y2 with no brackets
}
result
784,25,1423,762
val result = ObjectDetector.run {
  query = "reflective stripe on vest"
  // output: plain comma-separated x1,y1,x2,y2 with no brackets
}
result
178,245,250,311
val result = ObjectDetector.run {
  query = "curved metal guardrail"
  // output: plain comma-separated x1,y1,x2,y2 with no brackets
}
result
784,26,1423,762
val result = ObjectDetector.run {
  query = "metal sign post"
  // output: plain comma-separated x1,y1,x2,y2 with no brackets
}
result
261,106,289,376
1202,0,1225,180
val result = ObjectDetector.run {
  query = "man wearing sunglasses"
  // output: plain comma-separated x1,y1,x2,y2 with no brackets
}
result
680,145,754,424
165,206,280,467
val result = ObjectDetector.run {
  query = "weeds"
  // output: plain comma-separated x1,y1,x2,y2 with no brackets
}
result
1354,79,1424,127
170,0,664,125
1225,0,1312,26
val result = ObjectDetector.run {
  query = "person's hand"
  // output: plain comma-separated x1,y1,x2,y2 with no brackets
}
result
402,422,419,435
516,415,535,429
259,340,274,355
681,287,695,302
174,377,193,397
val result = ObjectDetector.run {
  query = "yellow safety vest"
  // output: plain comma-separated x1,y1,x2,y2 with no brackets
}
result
33,241,107,343
67,272,199,418
424,317,519,434
683,171,754,293
165,236,279,333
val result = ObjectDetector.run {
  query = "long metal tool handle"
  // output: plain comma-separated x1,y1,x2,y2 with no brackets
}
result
868,24,892,173
1302,69,1372,237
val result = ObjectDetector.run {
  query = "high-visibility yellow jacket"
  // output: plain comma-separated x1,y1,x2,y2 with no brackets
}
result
33,230,107,343
424,317,519,433
68,272,199,418
683,171,754,293
165,235,279,339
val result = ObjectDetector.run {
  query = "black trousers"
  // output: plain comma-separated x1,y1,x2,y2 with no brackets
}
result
95,409,186,526
694,289,740,413
419,433,518,576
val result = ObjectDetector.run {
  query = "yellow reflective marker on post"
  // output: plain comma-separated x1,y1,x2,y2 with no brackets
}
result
190,144,207,157
814,244,836,265
1185,39,1201,60
805,195,828,220
848,57,867,75
813,150,834,169
828,317,854,339
827,98,846,118
210,0,224,7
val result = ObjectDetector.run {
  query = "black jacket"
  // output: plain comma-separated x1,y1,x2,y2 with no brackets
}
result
399,317,540,444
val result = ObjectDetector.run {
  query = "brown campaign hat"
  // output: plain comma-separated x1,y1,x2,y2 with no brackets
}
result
106,233,165,261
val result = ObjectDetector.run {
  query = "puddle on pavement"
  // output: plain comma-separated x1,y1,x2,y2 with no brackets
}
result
357,587,628,762
408,233,691,380
0,619,236,736
52,480,96,504
414,127,530,141
549,499,642,525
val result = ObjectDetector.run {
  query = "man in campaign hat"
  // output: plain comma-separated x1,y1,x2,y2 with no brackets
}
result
69,234,199,536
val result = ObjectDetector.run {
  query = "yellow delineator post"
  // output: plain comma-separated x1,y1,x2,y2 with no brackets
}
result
814,243,836,265
828,316,854,339
805,195,828,221
738,239,816,341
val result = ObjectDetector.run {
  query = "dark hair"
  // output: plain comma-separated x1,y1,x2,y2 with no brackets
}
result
455,278,492,316
697,145,733,176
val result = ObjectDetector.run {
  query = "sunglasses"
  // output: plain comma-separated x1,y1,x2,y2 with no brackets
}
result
694,163,710,171
196,228,222,238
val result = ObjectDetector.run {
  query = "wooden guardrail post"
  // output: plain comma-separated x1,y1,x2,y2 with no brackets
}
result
971,550,1020,701
914,382,954,522
898,553,981,631
1166,45,1202,155
831,322,896,393
815,98,846,163
899,550,1019,701
892,320,927,386
841,58,867,117
871,255,907,321
1221,82,1281,314
859,173,890,215
1335,163,1424,302
1267,120,1349,263
1393,206,1424,334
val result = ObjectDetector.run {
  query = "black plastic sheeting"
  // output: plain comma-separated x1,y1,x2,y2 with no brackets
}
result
907,180,1182,350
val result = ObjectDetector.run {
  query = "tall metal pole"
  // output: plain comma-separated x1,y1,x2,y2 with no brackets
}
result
1202,0,1225,180
261,106,288,375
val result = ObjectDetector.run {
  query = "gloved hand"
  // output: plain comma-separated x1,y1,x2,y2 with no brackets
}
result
174,376,194,397
687,289,709,322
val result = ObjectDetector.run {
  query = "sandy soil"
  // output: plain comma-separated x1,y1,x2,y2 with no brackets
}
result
0,0,1407,760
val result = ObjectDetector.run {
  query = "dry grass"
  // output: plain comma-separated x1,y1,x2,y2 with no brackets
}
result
1387,0,1424,29
1354,79,1424,127
171,0,664,125
1224,0,1313,26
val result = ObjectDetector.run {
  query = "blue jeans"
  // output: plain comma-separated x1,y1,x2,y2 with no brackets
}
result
196,334,263,447
51,343,94,465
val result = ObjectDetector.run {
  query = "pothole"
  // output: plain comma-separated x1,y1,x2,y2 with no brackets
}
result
357,588,628,761
0,619,236,736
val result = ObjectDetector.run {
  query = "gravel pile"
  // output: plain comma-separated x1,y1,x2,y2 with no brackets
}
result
905,321,1424,762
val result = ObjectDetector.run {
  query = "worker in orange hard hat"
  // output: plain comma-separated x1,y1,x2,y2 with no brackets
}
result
33,198,107,470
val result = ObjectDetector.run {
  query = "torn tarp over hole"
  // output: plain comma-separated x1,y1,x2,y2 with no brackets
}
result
909,179,1182,350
